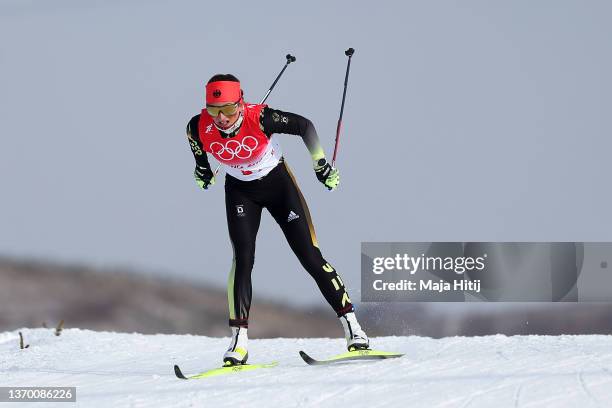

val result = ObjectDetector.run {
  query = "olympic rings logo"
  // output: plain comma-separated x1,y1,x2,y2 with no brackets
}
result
210,136,259,161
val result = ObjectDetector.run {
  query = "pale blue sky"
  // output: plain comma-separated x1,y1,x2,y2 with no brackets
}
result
1,0,611,305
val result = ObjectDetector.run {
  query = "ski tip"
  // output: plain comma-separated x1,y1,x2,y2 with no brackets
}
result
174,364,188,379
298,350,317,365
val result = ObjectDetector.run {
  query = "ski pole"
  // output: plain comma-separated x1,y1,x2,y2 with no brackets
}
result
260,54,296,104
331,48,354,168
214,54,297,175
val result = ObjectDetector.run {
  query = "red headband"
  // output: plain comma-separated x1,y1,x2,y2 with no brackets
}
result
206,81,241,104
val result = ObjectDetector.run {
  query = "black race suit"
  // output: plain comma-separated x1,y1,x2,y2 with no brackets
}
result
187,108,354,327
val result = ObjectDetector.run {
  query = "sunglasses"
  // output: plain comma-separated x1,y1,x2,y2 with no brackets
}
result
206,102,240,117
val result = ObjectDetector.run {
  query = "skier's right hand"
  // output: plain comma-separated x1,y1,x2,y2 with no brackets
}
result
194,165,215,190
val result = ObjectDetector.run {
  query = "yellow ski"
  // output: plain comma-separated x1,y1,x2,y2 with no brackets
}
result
299,349,403,366
174,362,278,380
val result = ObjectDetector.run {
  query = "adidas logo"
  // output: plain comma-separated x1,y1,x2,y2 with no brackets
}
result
287,211,300,222
206,124,213,134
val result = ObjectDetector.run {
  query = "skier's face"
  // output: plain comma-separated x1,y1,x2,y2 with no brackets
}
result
207,101,243,130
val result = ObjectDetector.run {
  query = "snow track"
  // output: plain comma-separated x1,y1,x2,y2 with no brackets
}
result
2,329,612,407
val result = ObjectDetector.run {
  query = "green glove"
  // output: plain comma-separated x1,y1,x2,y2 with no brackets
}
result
194,165,215,190
314,158,340,191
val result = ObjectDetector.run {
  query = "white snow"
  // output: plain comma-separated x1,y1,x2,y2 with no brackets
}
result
2,329,612,407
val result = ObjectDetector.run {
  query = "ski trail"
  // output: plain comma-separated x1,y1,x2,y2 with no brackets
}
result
0,368,165,378
600,367,612,379
306,383,360,407
577,368,600,407
457,341,533,408
573,339,612,407
496,348,511,361
458,376,512,408
513,381,525,408
415,338,461,363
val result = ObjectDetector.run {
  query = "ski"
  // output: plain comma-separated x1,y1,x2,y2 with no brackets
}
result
299,349,404,366
174,362,278,380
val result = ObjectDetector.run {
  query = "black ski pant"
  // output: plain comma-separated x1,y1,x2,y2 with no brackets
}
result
224,160,353,327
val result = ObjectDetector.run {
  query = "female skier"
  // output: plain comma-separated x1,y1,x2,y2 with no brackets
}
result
186,74,369,366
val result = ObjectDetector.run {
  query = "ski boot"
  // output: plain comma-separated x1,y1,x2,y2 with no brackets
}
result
223,327,248,366
340,312,370,351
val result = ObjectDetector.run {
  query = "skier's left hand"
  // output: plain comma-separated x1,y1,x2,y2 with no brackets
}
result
314,159,340,191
